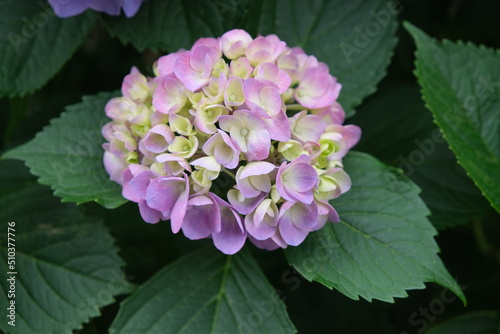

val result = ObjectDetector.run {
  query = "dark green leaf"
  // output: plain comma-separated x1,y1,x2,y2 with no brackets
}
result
0,0,96,97
110,246,296,334
352,80,492,229
0,160,133,334
103,0,225,52
285,152,466,303
426,310,500,334
2,91,127,208
405,22,500,212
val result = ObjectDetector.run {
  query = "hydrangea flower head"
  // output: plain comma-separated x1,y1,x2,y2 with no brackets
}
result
102,30,361,254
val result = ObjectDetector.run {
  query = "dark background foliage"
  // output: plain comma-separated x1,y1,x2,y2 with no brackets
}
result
1,0,499,333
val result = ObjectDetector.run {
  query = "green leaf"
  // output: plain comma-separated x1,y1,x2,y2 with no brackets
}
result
408,144,493,229
2,91,127,209
103,0,225,52
284,152,466,303
404,22,500,212
243,0,399,115
351,80,492,229
110,246,296,334
426,310,500,334
0,1,96,97
0,160,133,334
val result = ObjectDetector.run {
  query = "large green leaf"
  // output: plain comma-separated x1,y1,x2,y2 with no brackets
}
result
103,0,225,52
285,152,465,303
243,0,398,114
405,22,500,212
426,311,500,334
2,91,127,209
0,160,133,334
110,246,296,334
351,80,492,229
0,0,96,97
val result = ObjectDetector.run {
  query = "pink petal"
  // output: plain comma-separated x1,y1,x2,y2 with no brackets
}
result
254,62,292,94
249,175,272,193
138,200,162,224
259,85,282,116
276,156,317,204
152,75,187,114
262,109,291,141
295,67,340,109
278,201,318,246
129,170,155,199
157,51,185,76
220,130,238,154
237,177,262,198
314,200,340,231
129,164,150,176
227,189,265,215
278,219,309,246
239,161,276,179
243,79,282,118
245,35,286,66
312,101,345,125
146,177,181,211
330,168,352,197
192,38,222,59
103,150,128,185
170,175,190,233
156,153,192,174
245,199,278,241
245,211,277,240
203,131,240,169
223,77,245,108
182,194,221,239
229,57,253,79
190,156,221,172
173,51,208,92
219,114,243,133
342,124,362,150
142,124,174,153
212,196,246,254
248,235,281,251
233,110,266,130
121,168,138,202
287,163,318,192
245,129,270,161
242,78,263,112
214,143,236,167
277,53,299,82
221,29,253,59
145,175,189,233
292,111,327,143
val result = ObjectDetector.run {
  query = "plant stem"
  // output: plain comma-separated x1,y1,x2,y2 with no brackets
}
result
223,168,236,179
286,103,306,111
473,219,492,254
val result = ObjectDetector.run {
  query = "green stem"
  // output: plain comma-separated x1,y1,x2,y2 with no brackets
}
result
473,219,492,254
222,168,236,179
285,103,307,111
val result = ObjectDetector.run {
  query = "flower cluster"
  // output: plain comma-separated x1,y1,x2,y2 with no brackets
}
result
102,29,361,254
48,0,145,18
